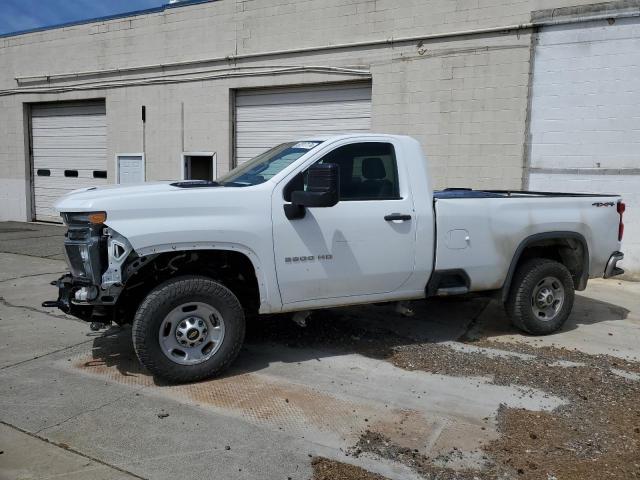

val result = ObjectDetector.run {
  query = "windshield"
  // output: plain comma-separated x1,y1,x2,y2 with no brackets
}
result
218,141,323,187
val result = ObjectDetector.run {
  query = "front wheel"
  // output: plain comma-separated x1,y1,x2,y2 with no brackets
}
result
505,258,575,335
132,275,245,382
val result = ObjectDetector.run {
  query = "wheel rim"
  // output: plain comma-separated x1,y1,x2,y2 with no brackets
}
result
158,302,225,365
531,276,565,322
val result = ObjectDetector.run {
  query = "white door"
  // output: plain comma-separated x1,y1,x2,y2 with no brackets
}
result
272,140,416,304
235,83,371,165
117,155,144,184
31,101,107,222
528,17,640,272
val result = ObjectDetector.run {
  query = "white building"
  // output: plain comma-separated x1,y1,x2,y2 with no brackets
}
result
0,0,638,275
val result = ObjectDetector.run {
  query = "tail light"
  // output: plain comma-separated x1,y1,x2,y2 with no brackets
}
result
617,201,625,241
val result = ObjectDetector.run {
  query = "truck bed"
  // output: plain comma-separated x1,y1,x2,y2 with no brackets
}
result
433,189,622,292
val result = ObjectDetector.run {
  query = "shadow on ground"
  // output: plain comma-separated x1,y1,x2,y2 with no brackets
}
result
79,293,630,384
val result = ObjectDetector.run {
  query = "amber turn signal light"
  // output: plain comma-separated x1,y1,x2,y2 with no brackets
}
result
88,211,107,224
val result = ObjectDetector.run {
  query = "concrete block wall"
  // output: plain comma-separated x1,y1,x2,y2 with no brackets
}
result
0,0,634,231
371,34,532,189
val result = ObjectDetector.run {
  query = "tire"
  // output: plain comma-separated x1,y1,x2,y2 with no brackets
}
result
505,258,575,335
132,275,245,383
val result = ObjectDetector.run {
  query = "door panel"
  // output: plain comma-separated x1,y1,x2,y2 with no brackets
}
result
272,141,416,304
117,156,144,184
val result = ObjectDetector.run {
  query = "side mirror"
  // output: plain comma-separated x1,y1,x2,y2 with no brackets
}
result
292,163,340,208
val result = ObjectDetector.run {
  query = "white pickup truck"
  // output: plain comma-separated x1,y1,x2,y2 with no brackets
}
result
45,134,626,382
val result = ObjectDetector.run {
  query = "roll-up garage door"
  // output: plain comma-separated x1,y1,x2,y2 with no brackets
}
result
31,101,108,222
235,83,372,165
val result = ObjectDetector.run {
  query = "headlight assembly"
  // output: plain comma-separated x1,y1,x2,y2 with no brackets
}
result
62,211,107,226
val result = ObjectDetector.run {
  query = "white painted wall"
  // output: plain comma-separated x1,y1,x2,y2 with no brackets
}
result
529,17,640,276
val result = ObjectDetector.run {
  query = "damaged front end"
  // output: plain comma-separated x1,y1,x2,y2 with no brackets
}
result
42,211,139,326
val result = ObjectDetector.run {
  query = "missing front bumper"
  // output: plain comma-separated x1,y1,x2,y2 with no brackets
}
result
42,274,96,322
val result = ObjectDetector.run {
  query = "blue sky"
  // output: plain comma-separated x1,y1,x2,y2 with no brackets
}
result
0,0,167,35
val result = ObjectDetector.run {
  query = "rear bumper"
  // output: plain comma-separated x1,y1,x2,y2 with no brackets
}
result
603,251,624,278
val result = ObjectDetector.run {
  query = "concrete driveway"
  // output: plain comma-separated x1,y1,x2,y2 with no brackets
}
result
1,221,639,480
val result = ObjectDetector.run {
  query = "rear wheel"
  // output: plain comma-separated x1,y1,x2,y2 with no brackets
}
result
132,275,245,382
505,258,575,335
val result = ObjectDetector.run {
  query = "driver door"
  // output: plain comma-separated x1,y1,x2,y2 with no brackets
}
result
271,140,416,304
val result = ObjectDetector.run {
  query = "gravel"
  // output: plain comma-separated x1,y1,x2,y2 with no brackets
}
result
248,301,640,480
312,457,389,480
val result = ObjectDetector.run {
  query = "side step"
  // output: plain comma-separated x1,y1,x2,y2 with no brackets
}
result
436,286,469,296
426,269,471,297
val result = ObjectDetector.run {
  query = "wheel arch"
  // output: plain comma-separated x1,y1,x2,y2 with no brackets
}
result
501,231,589,302
132,242,271,312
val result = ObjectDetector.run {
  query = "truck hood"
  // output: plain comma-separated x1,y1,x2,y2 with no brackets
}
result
54,180,272,254
55,182,184,212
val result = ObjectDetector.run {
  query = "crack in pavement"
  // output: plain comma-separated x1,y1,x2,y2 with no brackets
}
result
0,295,97,371
0,250,65,261
0,233,65,241
0,338,95,371
0,270,65,283
0,295,75,321
34,388,146,436
0,420,148,480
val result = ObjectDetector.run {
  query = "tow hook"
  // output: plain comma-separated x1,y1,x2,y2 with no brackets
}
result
42,300,62,308
42,280,65,307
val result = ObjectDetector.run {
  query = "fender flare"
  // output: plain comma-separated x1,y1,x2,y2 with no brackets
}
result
134,241,273,311
500,231,590,302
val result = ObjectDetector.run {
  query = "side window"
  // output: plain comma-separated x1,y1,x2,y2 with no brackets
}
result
283,142,401,202
319,142,400,201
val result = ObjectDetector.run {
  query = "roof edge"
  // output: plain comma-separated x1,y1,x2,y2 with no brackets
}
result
0,0,216,39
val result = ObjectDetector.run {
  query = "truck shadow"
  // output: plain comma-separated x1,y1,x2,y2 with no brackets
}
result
79,293,630,384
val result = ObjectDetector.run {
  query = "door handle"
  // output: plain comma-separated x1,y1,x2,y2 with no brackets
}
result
384,213,412,221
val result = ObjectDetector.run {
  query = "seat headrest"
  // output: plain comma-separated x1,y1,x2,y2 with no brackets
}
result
362,157,386,180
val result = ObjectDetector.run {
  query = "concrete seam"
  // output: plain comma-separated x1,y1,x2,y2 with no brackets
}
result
0,338,93,370
0,420,149,480
458,299,493,342
34,388,145,436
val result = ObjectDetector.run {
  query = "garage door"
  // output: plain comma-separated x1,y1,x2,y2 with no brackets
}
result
528,17,640,274
235,83,372,165
31,101,108,222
